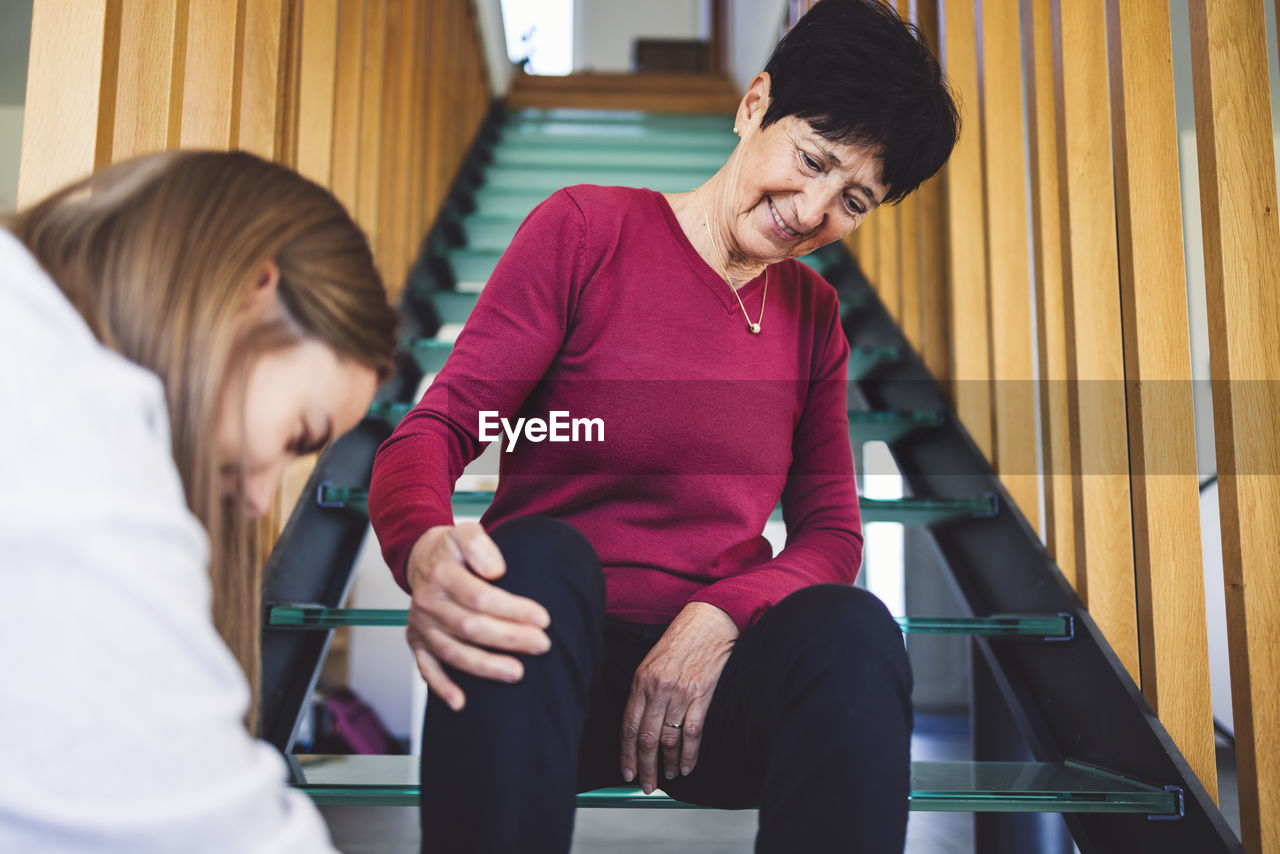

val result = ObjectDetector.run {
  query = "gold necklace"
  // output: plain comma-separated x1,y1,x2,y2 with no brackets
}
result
692,186,768,334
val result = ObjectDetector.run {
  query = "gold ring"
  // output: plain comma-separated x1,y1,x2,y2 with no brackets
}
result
662,721,682,729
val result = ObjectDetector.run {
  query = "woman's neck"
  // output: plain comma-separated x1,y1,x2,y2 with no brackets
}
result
667,169,767,289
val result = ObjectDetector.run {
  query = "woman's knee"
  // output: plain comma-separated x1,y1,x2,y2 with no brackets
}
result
487,515,605,619
768,585,911,688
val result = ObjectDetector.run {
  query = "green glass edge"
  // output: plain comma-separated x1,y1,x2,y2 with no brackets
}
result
268,605,1068,639
289,761,1178,815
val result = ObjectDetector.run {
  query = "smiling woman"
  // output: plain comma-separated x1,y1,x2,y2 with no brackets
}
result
368,2,958,852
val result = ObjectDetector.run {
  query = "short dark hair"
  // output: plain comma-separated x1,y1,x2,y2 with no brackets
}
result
761,0,960,205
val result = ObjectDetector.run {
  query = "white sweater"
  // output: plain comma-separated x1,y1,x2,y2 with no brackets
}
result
0,230,338,853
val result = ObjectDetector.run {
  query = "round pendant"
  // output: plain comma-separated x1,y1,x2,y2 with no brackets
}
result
749,322,761,334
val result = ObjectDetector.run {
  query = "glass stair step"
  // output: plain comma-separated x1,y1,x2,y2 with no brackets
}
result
482,165,717,192
285,756,1181,816
316,484,996,526
267,605,1071,639
507,109,737,131
848,409,943,444
366,401,414,426
399,337,453,374
500,127,735,150
422,290,478,324
492,146,731,172
848,346,899,381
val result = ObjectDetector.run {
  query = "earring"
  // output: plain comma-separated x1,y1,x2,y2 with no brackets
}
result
733,126,741,135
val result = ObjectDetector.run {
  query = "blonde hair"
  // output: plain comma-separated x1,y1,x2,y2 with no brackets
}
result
5,151,398,729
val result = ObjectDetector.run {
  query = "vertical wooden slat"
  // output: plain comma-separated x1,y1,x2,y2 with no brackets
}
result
276,0,304,169
1106,0,1217,802
294,0,339,185
1022,0,1075,585
424,0,448,222
1051,0,1138,677
376,0,403,281
407,1,432,254
897,196,921,349
894,0,921,353
978,0,1039,530
331,0,366,211
17,0,121,207
1189,1,1280,848
389,0,420,292
940,0,993,458
916,0,950,388
112,0,188,161
180,0,244,149
876,201,901,322
356,0,386,253
849,205,878,294
237,0,288,160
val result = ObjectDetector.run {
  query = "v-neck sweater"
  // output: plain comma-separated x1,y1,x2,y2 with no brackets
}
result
369,185,862,632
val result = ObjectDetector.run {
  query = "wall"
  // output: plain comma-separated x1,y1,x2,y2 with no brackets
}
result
1167,0,1280,737
0,1,32,212
573,0,705,73
726,0,787,94
475,0,513,94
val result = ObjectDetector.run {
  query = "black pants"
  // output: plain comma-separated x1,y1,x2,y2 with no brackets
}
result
419,516,913,853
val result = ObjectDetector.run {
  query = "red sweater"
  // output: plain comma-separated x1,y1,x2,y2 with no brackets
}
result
369,186,862,632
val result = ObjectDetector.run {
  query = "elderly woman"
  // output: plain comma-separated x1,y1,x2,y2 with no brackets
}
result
369,1,958,851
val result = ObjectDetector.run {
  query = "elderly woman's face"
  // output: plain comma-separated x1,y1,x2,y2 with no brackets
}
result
725,114,886,265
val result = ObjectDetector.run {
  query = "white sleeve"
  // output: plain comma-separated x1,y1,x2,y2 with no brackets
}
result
0,235,339,854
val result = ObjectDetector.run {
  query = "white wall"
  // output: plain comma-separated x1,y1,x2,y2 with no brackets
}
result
573,0,705,73
475,0,514,96
726,0,787,95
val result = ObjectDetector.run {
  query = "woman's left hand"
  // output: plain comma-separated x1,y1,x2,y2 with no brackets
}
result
620,602,739,793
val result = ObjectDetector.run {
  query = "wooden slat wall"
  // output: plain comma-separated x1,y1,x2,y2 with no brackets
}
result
18,0,494,561
1189,0,1280,847
1106,0,1216,800
1051,0,1139,679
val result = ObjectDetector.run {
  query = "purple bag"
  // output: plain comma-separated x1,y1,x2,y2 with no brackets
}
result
322,687,393,754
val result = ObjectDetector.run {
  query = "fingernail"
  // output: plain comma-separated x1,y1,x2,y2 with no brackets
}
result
506,666,522,681
536,634,551,653
642,783,653,795
622,768,633,782
664,770,675,780
681,766,691,776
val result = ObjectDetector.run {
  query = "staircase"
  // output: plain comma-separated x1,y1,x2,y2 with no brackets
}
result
258,107,1242,852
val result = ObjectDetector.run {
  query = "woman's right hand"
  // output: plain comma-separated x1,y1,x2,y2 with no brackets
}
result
405,522,552,711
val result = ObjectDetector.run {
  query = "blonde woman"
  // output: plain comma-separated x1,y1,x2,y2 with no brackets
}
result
0,151,398,853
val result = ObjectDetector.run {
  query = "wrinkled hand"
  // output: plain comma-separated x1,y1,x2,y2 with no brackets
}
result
620,602,739,793
405,522,551,712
